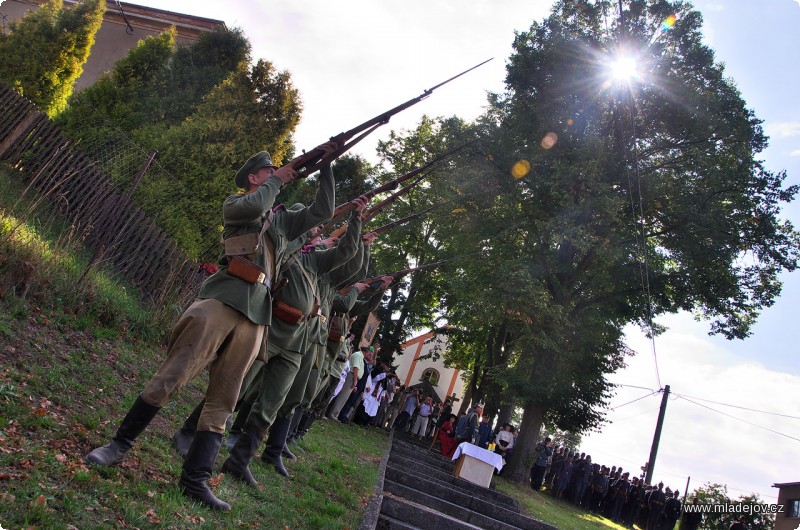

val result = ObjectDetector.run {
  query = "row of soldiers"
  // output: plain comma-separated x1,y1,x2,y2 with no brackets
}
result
84,144,397,511
545,449,682,529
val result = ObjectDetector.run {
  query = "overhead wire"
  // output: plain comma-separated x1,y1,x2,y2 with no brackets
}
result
677,395,800,443
609,389,660,410
615,0,662,391
674,392,800,420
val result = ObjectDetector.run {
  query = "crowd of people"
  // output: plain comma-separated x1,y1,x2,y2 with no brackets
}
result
530,439,689,530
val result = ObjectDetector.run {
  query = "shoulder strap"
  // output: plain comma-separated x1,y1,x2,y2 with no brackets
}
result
283,252,319,305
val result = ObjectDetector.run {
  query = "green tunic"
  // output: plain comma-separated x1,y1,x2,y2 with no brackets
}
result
267,209,361,355
197,168,334,325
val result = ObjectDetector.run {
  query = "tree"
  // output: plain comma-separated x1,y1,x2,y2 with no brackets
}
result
377,0,799,484
0,0,105,116
134,59,302,258
54,28,301,259
689,483,775,529
368,115,476,358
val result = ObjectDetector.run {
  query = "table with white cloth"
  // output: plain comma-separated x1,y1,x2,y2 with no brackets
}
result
451,442,504,487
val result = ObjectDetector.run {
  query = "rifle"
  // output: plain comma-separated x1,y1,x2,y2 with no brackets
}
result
323,175,427,240
322,138,477,233
288,58,492,180
362,254,478,286
364,205,437,238
361,175,427,224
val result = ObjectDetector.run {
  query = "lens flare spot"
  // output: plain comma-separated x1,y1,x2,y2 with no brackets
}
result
511,160,531,179
566,118,574,126
650,14,678,44
541,132,558,150
602,79,613,90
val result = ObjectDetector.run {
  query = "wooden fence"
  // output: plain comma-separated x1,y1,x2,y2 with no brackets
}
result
0,84,203,306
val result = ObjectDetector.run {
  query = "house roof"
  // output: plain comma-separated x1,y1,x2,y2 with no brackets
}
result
772,481,800,488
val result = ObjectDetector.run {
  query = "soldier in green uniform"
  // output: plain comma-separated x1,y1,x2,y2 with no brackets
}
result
84,143,337,511
280,231,378,456
296,273,391,442
220,198,368,485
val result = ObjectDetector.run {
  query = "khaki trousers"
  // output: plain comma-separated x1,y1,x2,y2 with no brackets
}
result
141,298,263,433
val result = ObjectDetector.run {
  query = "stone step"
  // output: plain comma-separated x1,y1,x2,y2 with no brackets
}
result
385,479,530,530
385,461,516,509
391,437,456,462
385,467,554,529
376,514,421,530
388,452,462,485
379,494,483,530
389,445,457,473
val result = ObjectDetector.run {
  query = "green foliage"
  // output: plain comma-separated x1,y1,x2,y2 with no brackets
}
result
55,27,302,259
690,483,775,529
0,0,105,116
366,0,799,485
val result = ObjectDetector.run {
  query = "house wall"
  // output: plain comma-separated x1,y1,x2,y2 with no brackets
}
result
393,332,464,403
775,483,800,530
0,0,224,89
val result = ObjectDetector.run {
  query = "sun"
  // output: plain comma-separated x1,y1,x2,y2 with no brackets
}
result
609,56,639,81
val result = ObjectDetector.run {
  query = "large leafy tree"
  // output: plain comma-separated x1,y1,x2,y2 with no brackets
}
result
0,0,105,116
470,0,798,482
370,0,798,484
56,26,250,135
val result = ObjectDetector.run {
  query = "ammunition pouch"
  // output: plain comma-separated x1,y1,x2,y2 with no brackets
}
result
224,232,259,258
327,314,346,342
227,256,268,286
272,300,305,325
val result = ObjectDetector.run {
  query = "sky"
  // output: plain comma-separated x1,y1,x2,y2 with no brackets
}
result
122,0,799,502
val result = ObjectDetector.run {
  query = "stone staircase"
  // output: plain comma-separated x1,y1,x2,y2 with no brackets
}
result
362,432,556,530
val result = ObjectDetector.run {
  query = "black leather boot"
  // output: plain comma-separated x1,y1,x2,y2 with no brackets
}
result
86,396,160,466
285,408,303,444
221,426,265,486
172,399,204,458
260,415,291,477
282,442,298,461
179,431,230,511
223,400,253,451
296,411,316,442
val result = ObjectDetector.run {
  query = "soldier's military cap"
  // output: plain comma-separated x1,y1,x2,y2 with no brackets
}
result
235,151,279,189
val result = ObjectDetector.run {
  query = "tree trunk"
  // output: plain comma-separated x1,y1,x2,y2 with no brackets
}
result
496,401,514,429
506,402,546,484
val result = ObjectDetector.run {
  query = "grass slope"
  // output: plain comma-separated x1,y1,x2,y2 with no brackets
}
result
0,300,385,529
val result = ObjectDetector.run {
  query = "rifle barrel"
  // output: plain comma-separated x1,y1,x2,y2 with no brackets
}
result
290,59,492,180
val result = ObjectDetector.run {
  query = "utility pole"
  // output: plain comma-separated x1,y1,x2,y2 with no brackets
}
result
645,384,670,484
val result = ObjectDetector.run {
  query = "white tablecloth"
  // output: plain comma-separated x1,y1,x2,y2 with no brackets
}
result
452,442,504,471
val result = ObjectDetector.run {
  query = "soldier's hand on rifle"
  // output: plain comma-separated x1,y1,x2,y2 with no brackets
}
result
321,236,338,249
315,140,339,163
379,275,393,290
362,231,378,247
352,195,370,212
352,282,369,294
274,165,298,185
